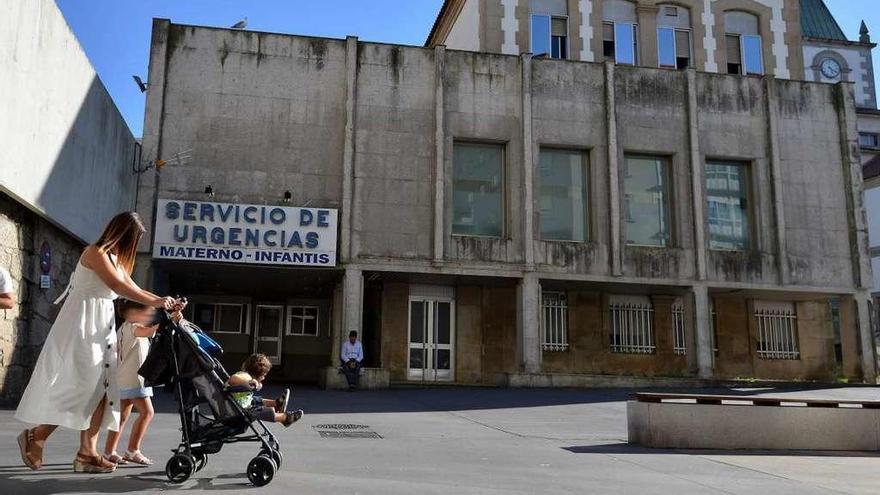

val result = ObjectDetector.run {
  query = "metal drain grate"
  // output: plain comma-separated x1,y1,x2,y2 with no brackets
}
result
317,430,383,439
313,424,382,439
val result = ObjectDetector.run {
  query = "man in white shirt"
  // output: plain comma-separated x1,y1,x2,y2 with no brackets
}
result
0,267,15,310
340,331,364,390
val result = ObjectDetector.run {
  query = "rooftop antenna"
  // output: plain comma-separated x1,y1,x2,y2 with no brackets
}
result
231,17,248,29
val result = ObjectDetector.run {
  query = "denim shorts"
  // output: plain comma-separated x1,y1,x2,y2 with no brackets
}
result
120,386,153,400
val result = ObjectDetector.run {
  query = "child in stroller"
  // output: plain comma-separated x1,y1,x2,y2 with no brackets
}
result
226,353,303,426
138,307,302,487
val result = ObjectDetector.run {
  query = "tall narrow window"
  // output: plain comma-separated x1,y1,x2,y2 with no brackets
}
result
724,11,763,75
706,161,750,251
539,149,588,242
531,14,552,57
623,155,671,247
551,17,568,59
452,143,504,237
657,5,692,69
541,292,569,351
603,0,638,65
530,0,568,60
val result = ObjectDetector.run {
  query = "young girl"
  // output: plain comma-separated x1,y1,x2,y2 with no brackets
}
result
227,354,303,426
102,299,170,466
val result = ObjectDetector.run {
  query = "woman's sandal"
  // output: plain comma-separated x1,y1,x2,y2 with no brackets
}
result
73,453,116,473
17,428,43,470
104,452,127,465
122,450,153,466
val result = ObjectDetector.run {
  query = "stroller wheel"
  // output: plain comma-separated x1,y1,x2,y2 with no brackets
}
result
194,452,208,472
261,448,283,469
247,455,277,487
165,454,195,483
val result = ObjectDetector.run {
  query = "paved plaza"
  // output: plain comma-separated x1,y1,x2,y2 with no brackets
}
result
0,386,878,494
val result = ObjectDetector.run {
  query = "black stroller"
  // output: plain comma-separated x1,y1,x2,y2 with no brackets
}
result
139,309,288,486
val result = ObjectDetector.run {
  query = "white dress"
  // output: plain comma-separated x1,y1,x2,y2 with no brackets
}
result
15,259,121,432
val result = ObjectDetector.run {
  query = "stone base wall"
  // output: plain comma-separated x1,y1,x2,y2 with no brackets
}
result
0,192,83,404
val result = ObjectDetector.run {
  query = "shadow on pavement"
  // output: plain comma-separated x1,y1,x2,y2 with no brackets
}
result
563,443,880,458
0,468,254,494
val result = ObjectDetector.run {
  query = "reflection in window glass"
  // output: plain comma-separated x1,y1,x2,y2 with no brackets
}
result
706,162,750,250
452,144,504,237
530,14,551,56
623,156,671,246
658,27,676,67
742,35,764,75
614,23,636,65
539,149,588,242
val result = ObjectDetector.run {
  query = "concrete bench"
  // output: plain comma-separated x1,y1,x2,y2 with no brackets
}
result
628,393,880,451
318,366,390,390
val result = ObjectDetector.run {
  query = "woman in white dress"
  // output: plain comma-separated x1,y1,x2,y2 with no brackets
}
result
15,212,177,473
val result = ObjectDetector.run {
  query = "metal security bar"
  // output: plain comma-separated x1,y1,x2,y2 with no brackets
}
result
671,304,686,355
755,308,799,360
609,302,655,354
541,292,569,351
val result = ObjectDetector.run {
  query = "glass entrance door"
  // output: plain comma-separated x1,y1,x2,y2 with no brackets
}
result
408,298,454,382
254,305,283,365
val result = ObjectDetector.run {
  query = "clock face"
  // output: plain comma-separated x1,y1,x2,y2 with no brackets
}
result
820,58,842,79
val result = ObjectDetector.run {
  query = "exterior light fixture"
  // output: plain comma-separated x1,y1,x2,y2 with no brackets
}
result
283,190,292,203
204,185,214,197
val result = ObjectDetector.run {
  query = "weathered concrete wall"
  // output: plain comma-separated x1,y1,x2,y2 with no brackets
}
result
0,193,83,404
0,0,137,243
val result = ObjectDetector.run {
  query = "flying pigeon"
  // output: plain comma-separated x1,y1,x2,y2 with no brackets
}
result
231,17,247,29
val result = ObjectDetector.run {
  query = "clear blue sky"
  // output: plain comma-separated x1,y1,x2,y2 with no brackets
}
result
57,0,877,138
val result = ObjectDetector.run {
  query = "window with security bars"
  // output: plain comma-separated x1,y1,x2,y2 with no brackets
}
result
671,301,686,355
609,296,655,354
754,302,799,360
541,292,569,351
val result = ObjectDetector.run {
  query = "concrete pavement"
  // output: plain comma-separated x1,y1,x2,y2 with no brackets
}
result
0,386,878,494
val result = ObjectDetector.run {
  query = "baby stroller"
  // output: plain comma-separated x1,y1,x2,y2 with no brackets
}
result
139,309,287,486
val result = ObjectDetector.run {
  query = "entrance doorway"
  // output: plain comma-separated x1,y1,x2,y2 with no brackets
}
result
254,304,284,365
407,298,455,382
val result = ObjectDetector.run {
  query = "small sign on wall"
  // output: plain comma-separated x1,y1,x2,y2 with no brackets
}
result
40,275,50,289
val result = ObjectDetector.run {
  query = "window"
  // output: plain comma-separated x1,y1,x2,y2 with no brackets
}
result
724,11,763,75
706,161,750,251
609,296,655,354
539,149,588,242
286,306,319,336
657,5,692,69
623,155,671,247
452,143,504,237
672,300,686,355
603,0,638,64
754,301,799,360
531,15,568,59
541,291,569,351
860,132,880,149
191,303,249,334
604,22,638,64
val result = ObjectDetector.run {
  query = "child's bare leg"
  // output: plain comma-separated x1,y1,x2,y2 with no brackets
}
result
126,397,154,453
262,399,277,408
105,400,133,455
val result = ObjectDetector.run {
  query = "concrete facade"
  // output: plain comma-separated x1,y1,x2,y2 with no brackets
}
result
136,18,875,386
0,0,138,401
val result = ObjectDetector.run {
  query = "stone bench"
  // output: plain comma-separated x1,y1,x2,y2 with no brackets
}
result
628,393,880,451
318,366,390,390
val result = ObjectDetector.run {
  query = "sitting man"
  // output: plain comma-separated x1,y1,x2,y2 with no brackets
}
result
339,331,364,391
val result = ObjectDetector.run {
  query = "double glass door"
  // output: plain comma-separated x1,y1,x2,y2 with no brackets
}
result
408,298,454,382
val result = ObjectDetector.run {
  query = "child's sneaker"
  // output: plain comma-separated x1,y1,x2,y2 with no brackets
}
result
281,409,304,427
275,389,290,413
